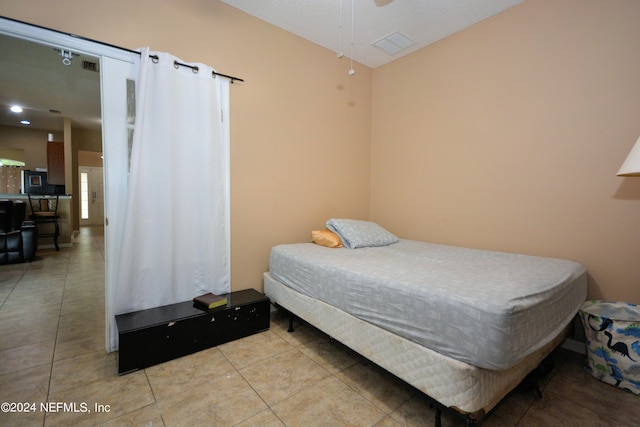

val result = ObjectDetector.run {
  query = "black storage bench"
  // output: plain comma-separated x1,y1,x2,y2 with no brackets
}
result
115,289,270,375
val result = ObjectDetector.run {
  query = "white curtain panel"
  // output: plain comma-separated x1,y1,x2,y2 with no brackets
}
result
109,48,230,350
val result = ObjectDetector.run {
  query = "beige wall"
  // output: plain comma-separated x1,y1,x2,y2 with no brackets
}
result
0,125,63,169
0,0,372,291
372,0,640,303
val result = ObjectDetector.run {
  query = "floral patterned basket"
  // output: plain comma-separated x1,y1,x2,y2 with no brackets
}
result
579,300,640,395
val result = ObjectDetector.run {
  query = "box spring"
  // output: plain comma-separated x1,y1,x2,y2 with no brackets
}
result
264,272,569,421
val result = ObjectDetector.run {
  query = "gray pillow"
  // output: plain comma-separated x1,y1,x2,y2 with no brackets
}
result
326,219,399,249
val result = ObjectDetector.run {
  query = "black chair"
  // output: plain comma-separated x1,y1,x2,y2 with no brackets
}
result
27,194,60,251
0,199,38,264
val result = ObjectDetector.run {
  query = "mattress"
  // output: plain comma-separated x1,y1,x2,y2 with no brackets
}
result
269,240,587,370
264,272,570,418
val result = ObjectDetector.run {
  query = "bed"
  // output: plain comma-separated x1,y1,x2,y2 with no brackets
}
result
263,219,588,424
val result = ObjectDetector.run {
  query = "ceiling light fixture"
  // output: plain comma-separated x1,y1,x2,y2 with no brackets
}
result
337,0,344,59
349,0,355,76
20,120,31,126
10,105,23,113
337,0,355,76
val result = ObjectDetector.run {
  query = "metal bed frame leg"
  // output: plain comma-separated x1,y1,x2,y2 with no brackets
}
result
288,313,295,332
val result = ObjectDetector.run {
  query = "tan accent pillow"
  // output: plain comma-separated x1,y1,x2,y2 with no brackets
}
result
311,229,344,248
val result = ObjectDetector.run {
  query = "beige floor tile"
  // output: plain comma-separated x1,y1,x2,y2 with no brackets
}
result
60,301,104,316
15,269,66,282
57,314,104,333
517,394,615,427
0,363,51,402
374,415,404,427
4,286,64,306
157,370,268,426
268,309,295,335
0,314,59,351
475,413,514,427
64,265,104,278
239,347,331,406
0,268,24,280
270,310,328,348
0,275,20,297
0,406,46,427
57,311,103,334
0,382,47,427
386,396,443,427
49,350,118,394
0,302,60,322
335,360,415,413
0,307,61,328
218,329,293,369
543,358,640,426
45,370,154,427
298,336,359,374
54,328,106,361
146,346,237,401
0,288,12,303
19,271,68,284
99,403,164,427
272,376,388,427
0,282,18,293
489,388,538,425
0,339,55,375
234,408,286,427
60,288,104,306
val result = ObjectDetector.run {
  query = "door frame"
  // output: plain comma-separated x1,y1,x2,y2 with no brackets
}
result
0,17,138,352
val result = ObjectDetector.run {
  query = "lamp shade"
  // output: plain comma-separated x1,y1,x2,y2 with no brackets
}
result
617,136,640,176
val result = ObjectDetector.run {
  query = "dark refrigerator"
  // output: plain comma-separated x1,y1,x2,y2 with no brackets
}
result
21,170,65,195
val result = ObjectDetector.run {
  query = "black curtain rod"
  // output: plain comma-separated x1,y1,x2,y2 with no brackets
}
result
1,16,244,84
148,54,243,84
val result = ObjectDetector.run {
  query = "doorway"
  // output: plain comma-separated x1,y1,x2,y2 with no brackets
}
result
79,166,104,226
0,16,138,352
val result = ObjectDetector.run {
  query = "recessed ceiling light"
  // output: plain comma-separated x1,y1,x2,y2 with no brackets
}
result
10,105,23,113
20,120,31,126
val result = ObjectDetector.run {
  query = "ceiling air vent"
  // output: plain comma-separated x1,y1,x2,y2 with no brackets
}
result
82,60,99,72
372,31,415,55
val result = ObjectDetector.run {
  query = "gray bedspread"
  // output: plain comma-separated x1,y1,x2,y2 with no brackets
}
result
269,240,587,370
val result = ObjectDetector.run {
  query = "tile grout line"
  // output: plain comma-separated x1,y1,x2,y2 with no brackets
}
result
141,370,168,427
43,249,72,427
0,269,26,310
229,350,287,426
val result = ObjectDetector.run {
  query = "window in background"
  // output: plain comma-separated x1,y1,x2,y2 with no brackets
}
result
80,171,89,219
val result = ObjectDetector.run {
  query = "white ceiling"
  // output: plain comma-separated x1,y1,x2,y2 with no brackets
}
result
220,0,524,69
0,33,101,132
